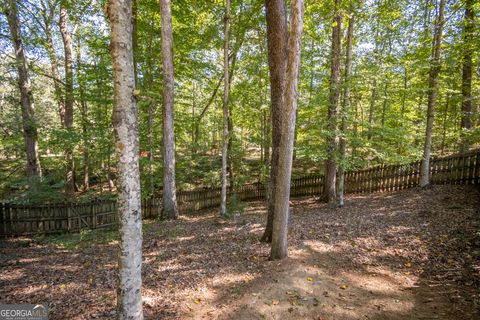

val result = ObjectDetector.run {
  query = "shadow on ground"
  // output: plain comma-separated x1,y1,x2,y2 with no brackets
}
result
1,185,479,319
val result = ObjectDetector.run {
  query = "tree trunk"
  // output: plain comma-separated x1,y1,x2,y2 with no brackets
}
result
323,0,342,206
270,0,304,260
107,0,144,318
337,8,354,208
227,109,235,192
261,0,288,243
59,1,76,195
220,0,231,217
227,52,238,193
76,36,90,191
440,93,450,155
367,78,376,140
40,0,66,125
419,0,445,188
5,0,42,179
381,81,388,127
263,107,271,167
132,0,138,86
460,0,474,153
160,0,178,219
191,81,196,156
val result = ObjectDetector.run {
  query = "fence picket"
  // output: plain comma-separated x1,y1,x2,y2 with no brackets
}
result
2,150,480,237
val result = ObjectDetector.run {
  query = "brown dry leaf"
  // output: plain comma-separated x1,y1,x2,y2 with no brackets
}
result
340,284,349,290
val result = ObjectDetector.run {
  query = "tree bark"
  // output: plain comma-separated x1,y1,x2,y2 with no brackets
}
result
367,78,376,140
132,0,138,86
460,0,474,153
59,1,76,195
107,0,144,318
147,102,155,196
40,0,66,125
270,0,304,260
220,0,231,217
5,0,42,179
324,0,342,206
76,36,90,191
160,0,178,219
419,0,445,188
260,0,288,243
440,93,450,155
381,81,388,127
337,8,354,208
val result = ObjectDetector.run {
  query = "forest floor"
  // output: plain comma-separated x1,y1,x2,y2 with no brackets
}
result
1,185,480,319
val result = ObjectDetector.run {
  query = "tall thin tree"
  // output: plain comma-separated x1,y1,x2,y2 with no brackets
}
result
324,0,343,205
419,0,445,188
337,6,354,208
160,0,178,219
270,0,304,260
460,0,474,153
76,35,90,191
220,0,231,217
59,0,75,194
39,0,65,125
261,0,288,242
5,0,42,179
107,0,143,318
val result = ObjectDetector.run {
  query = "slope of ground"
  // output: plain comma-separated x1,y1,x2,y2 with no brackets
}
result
1,185,479,319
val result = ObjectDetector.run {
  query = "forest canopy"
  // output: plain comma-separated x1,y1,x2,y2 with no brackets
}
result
0,0,478,203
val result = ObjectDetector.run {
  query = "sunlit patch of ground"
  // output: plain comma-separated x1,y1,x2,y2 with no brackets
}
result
1,185,479,319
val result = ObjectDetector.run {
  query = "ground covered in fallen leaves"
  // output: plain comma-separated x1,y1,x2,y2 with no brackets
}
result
1,185,480,319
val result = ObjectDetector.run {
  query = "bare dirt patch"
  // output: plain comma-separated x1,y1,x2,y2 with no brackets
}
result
1,185,479,319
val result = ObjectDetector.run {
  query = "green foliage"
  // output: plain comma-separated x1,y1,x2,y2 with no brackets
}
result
0,0,478,203
8,176,66,205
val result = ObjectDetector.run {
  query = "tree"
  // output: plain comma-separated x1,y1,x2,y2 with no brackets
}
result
220,0,231,217
59,0,76,195
337,5,355,208
106,0,143,318
39,0,65,124
76,34,90,191
324,0,343,206
419,0,445,188
4,0,42,179
460,0,474,153
270,0,304,260
261,0,288,242
160,0,178,219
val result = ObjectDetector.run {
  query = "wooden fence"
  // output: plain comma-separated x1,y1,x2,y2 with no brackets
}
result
1,150,479,237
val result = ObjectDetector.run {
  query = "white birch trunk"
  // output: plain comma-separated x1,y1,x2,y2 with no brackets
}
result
107,0,144,318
